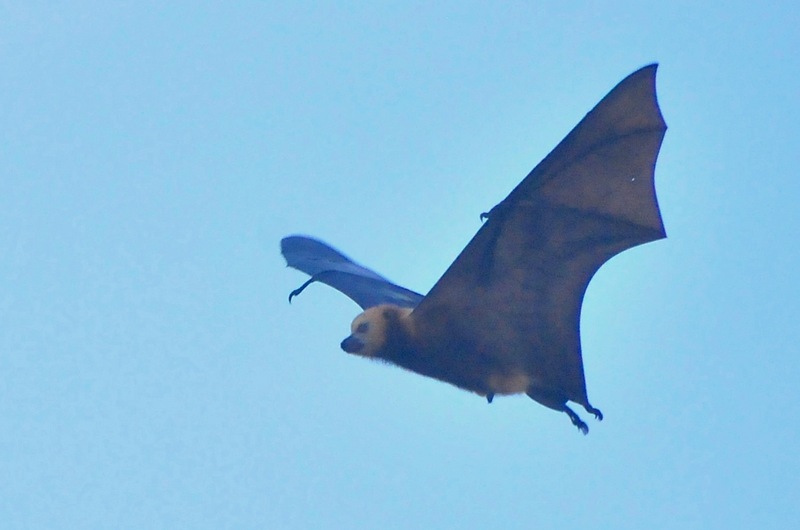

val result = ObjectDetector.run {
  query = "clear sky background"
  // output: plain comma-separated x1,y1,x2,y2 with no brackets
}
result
2,2,798,529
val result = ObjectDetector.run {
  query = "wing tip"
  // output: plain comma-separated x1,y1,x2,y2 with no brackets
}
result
631,63,667,132
280,234,356,267
280,234,316,253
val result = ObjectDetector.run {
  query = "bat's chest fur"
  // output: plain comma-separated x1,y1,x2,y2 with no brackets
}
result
379,318,530,397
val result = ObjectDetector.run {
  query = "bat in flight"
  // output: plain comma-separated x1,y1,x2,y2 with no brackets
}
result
281,65,667,433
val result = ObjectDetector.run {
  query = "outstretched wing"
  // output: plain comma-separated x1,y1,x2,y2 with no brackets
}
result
281,235,423,310
411,64,667,407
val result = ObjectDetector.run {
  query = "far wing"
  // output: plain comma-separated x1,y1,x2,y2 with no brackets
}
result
281,235,423,310
411,65,667,407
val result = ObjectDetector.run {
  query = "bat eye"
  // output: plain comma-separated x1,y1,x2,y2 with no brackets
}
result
356,322,369,333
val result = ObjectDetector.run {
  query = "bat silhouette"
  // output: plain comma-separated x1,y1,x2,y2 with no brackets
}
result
282,64,667,433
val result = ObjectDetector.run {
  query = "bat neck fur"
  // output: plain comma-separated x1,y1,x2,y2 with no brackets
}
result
348,304,474,392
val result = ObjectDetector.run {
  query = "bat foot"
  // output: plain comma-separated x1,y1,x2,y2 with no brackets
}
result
564,405,589,435
479,211,490,222
584,404,603,421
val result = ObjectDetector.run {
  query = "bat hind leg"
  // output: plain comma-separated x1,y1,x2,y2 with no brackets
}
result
563,405,589,435
526,387,592,434
583,403,603,421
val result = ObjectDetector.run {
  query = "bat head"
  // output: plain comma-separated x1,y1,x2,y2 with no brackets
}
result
340,304,412,359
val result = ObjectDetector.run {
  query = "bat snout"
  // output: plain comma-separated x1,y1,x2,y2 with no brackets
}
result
340,335,364,354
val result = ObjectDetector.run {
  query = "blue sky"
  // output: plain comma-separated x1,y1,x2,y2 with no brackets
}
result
2,2,799,528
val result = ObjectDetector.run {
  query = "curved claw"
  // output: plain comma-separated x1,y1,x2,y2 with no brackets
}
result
288,277,316,303
479,212,490,222
584,404,604,421
564,405,589,435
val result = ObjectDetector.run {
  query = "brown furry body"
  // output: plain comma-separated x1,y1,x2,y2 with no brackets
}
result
346,304,536,400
